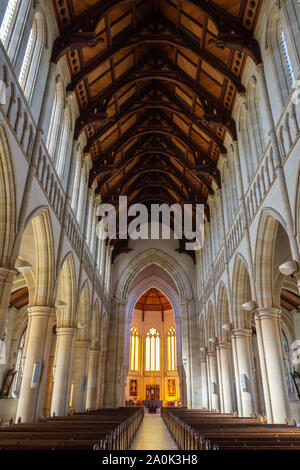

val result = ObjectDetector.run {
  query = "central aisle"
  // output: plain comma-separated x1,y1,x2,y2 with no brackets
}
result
130,413,178,450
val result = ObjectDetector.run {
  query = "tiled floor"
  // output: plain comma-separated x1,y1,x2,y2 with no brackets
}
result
130,413,178,450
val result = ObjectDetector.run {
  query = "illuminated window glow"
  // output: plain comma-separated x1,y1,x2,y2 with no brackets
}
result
167,326,176,371
0,0,17,46
19,27,33,87
146,328,160,371
280,29,295,84
130,326,139,371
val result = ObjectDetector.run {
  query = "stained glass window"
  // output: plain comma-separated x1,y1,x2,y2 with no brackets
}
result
146,328,160,371
167,326,176,371
130,326,139,371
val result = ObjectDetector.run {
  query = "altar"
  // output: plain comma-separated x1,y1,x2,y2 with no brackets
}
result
142,400,163,407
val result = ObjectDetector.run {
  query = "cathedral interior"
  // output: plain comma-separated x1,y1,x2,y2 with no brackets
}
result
0,0,300,452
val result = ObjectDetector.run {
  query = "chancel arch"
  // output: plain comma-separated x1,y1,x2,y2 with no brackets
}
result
125,287,180,406
104,249,196,409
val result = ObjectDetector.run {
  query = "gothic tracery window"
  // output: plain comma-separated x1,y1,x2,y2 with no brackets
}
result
146,328,160,371
167,326,176,371
130,326,139,371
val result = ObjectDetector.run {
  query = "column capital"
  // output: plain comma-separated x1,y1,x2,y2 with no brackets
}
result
89,348,99,355
75,340,90,349
56,327,76,337
232,328,252,338
218,341,232,350
255,307,281,320
207,351,217,358
27,306,55,318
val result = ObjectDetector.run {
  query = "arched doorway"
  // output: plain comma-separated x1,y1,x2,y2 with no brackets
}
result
125,288,180,406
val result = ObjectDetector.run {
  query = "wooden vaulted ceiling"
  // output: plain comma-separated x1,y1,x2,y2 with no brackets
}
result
135,287,172,311
52,0,262,258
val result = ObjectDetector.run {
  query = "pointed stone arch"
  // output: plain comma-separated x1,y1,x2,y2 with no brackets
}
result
56,252,76,327
91,299,100,349
254,209,292,308
77,280,91,341
232,253,252,328
0,123,16,267
105,249,197,409
217,282,231,341
115,248,193,302
206,300,216,349
20,207,55,306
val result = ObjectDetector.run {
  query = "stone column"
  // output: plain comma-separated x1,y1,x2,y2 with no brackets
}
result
207,351,219,410
0,267,16,339
16,306,53,422
232,329,255,417
256,308,288,423
218,342,234,413
50,327,75,416
253,313,272,420
231,332,242,416
177,364,187,407
71,340,89,413
96,350,107,408
200,354,209,408
85,348,99,410
104,300,127,408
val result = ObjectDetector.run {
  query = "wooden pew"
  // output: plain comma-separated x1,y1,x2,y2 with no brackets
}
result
162,408,300,450
0,407,144,450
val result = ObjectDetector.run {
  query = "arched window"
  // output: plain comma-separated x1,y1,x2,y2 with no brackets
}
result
71,148,82,212
130,326,139,371
11,327,26,397
77,162,88,226
167,326,176,371
56,105,72,177
46,79,64,159
146,328,160,371
248,79,264,163
0,0,18,46
239,103,255,181
0,0,30,62
266,9,295,104
280,28,295,85
228,150,238,212
18,12,46,101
